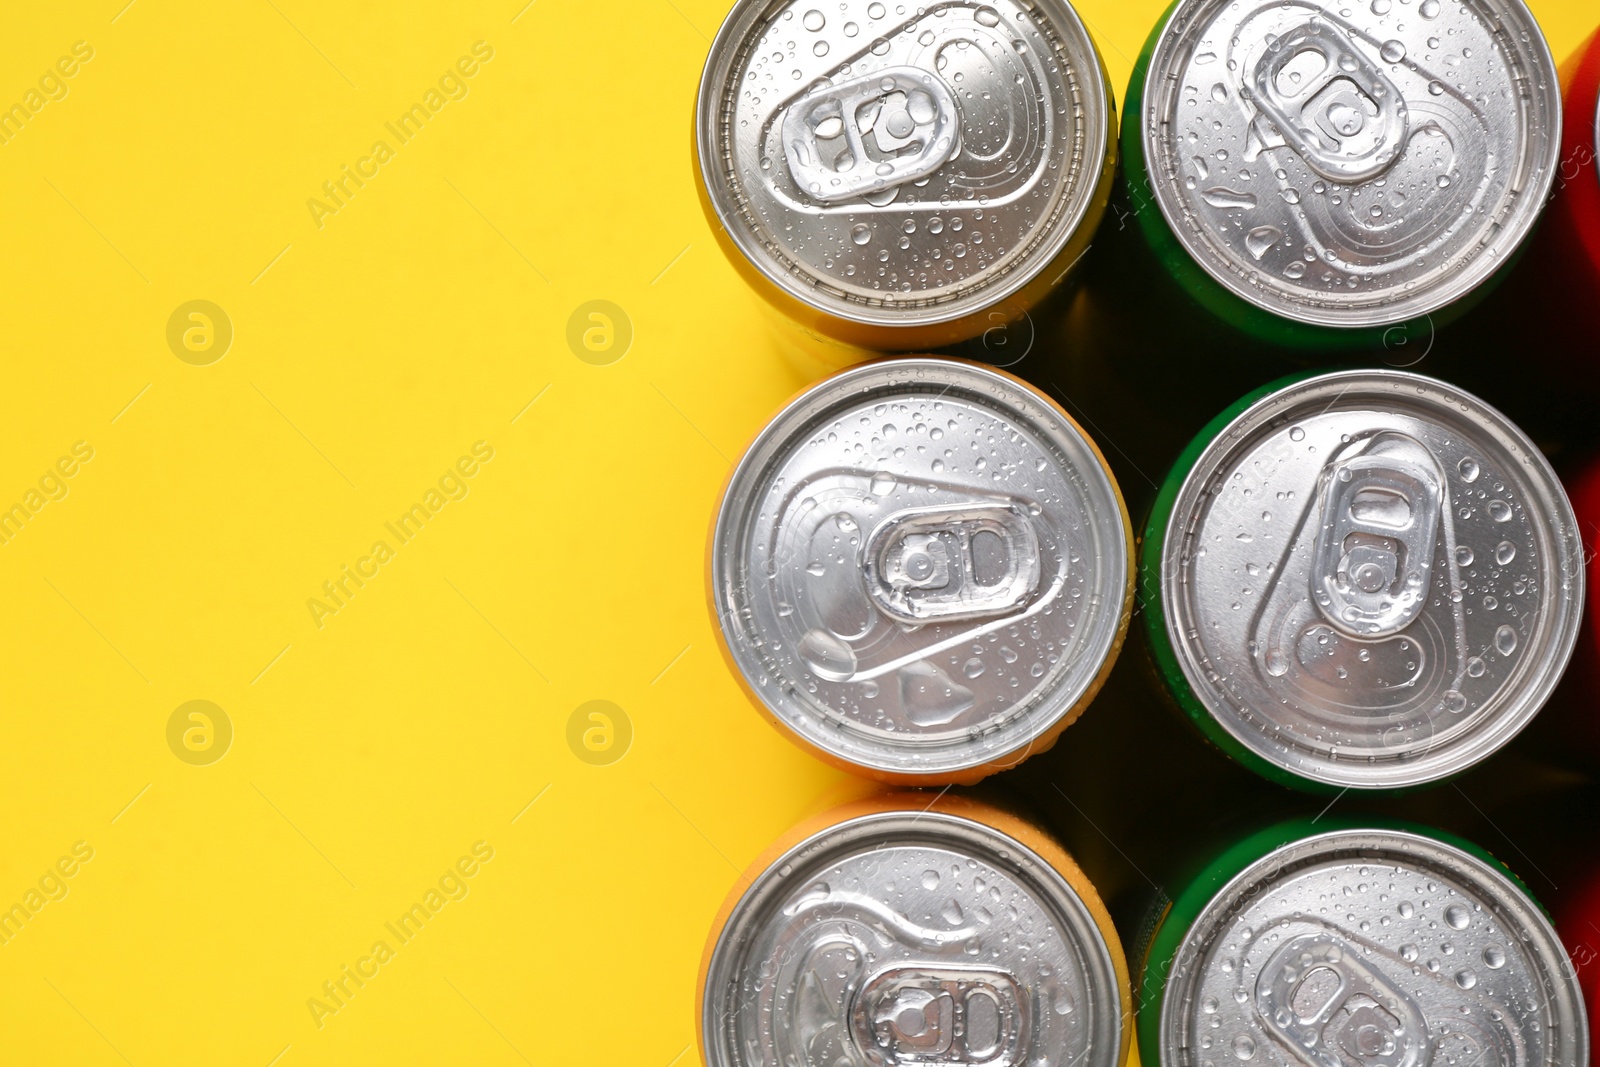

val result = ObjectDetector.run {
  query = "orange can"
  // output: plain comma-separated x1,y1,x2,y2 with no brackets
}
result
698,793,1133,1067
708,358,1134,786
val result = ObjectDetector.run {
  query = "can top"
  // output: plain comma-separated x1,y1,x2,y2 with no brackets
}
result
1139,0,1560,327
713,359,1129,780
696,0,1110,329
702,809,1124,1067
1157,828,1588,1067
1159,370,1582,789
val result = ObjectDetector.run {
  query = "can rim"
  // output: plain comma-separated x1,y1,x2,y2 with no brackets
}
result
1158,369,1585,790
1138,0,1563,328
1153,826,1589,1067
710,356,1133,781
694,0,1112,329
700,804,1128,1067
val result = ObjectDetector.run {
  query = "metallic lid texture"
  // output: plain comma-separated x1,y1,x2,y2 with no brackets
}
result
697,0,1112,331
1139,0,1561,327
701,800,1129,1067
712,358,1132,783
1158,370,1583,789
1158,828,1588,1067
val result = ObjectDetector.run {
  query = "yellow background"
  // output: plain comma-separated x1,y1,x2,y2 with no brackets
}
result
0,1,1590,1063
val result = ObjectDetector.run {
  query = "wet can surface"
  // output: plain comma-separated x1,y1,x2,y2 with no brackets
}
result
695,0,1116,354
711,358,1133,784
698,794,1132,1067
1119,0,1562,348
1143,370,1584,792
1136,823,1589,1067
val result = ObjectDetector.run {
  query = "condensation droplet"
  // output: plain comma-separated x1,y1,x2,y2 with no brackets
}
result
1494,541,1516,565
1487,499,1512,522
1458,457,1480,482
1264,648,1290,677
1454,545,1474,567
1495,625,1517,656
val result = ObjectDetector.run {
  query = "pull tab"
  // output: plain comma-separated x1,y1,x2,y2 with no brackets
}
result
1255,934,1429,1067
1249,24,1409,183
852,966,1027,1067
1311,434,1441,638
781,66,961,204
864,503,1040,624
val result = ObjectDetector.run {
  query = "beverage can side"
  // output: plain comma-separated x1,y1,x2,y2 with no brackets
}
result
1137,371,1320,791
708,356,1135,785
1134,819,1582,1067
697,791,1134,1067
693,0,1119,353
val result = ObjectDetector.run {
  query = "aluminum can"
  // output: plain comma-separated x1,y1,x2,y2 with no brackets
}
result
698,793,1132,1067
695,0,1116,358
711,357,1133,784
1135,821,1589,1067
1118,0,1562,350
1142,369,1584,791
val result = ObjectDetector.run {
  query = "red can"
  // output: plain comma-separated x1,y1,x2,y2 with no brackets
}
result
1557,853,1600,1067
1555,28,1600,308
1533,26,1600,361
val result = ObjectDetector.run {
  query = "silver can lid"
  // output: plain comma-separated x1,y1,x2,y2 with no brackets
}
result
1158,828,1589,1067
1140,0,1561,327
713,359,1130,780
1159,370,1583,789
696,0,1111,329
703,810,1124,1067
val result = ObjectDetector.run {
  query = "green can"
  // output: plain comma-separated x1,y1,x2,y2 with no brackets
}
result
1141,370,1584,793
1112,0,1561,353
1133,820,1587,1067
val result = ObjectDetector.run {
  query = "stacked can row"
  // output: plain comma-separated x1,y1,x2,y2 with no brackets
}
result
690,0,1600,1065
694,0,1600,358
699,795,1594,1067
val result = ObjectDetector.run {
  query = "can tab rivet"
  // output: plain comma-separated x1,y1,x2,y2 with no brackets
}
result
865,503,1041,623
1250,25,1410,183
1312,434,1441,638
1255,933,1429,1067
782,67,961,204
852,966,1027,1067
